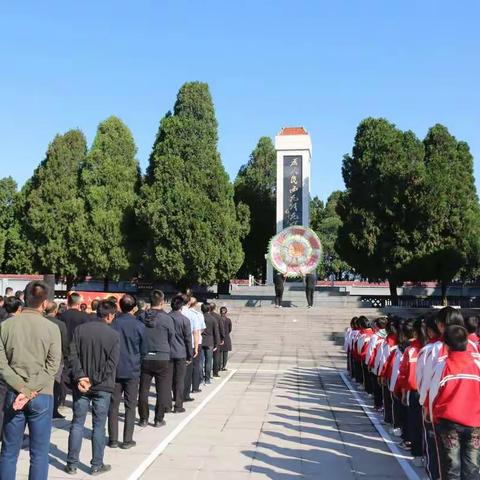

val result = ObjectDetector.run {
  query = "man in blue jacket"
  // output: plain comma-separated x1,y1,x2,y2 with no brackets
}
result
107,295,146,450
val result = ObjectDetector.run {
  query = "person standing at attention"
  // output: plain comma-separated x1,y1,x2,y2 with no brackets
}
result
108,294,146,450
219,306,232,371
169,294,192,413
65,300,120,476
201,303,220,385
273,271,285,308
305,271,316,308
0,281,61,480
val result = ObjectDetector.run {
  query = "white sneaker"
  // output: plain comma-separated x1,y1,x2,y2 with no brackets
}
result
391,427,402,437
412,457,424,468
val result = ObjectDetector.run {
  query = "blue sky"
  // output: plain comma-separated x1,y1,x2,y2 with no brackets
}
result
1,1,479,201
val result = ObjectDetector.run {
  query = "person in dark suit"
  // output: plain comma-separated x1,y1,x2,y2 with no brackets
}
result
201,303,220,384
219,307,232,371
210,303,224,377
305,272,317,308
273,271,285,308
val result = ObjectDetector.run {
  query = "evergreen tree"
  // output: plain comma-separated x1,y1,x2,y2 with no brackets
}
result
21,130,88,285
234,136,276,279
137,82,246,286
336,118,425,303
0,177,17,268
81,116,140,285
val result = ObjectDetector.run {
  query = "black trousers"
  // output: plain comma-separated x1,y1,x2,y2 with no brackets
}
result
221,351,229,369
183,360,194,400
171,358,187,409
213,349,221,376
407,391,423,457
108,378,139,443
373,376,383,409
383,384,393,424
306,287,314,307
192,351,202,391
138,359,172,423
274,288,283,306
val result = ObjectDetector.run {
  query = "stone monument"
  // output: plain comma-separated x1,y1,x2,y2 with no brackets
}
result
266,127,312,284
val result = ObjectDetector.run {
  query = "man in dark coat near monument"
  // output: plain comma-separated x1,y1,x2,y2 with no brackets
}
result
305,272,317,308
273,271,285,308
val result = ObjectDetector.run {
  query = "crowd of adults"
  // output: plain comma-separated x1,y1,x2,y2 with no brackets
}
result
345,307,480,480
0,282,233,479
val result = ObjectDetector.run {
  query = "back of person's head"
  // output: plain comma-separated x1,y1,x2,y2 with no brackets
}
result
4,296,23,314
375,317,388,329
45,301,58,316
400,318,415,343
150,290,165,308
137,299,146,311
97,300,117,319
120,294,137,313
465,316,479,334
91,299,99,312
15,290,24,300
220,306,227,315
171,294,185,312
437,306,464,328
201,302,210,314
68,292,82,307
5,287,13,297
413,317,427,346
210,302,217,312
57,303,67,315
387,316,401,337
80,303,87,311
357,316,369,329
424,313,440,339
444,325,468,352
24,281,49,309
350,317,358,328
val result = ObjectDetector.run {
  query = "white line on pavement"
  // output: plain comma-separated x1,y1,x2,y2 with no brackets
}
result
340,372,421,480
127,369,238,480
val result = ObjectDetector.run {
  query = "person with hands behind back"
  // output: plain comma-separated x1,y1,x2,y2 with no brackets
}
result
65,300,120,476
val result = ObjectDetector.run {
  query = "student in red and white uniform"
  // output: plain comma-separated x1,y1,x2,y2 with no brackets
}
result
345,317,359,377
366,317,388,410
465,316,480,351
356,316,374,394
429,325,480,480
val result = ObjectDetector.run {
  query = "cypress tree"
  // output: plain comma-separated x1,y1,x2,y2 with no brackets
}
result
234,137,275,280
81,116,140,286
137,82,246,286
0,177,17,269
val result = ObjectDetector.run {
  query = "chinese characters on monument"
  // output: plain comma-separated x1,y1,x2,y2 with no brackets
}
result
283,155,303,228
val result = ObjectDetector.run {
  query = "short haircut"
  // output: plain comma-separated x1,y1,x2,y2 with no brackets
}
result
357,316,369,329
5,287,13,296
68,292,82,307
120,294,137,313
437,306,464,328
465,316,479,334
209,302,216,312
97,300,117,319
201,302,210,314
4,296,22,314
15,290,24,299
137,299,146,310
24,281,49,308
375,317,388,329
220,306,227,314
45,301,58,315
80,303,87,311
350,317,358,328
91,299,99,312
150,290,165,307
107,296,118,304
444,325,468,352
171,294,185,312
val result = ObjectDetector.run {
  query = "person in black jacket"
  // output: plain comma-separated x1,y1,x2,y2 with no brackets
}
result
60,292,91,343
107,294,146,449
65,300,120,476
169,294,193,413
305,272,317,308
273,271,285,308
137,290,174,427
0,296,6,321
219,306,232,370
210,303,225,378
201,303,220,385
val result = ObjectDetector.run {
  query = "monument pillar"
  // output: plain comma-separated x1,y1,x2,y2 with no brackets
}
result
266,127,312,284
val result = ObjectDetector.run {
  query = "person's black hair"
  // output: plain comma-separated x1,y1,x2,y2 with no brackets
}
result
400,318,415,344
350,317,358,328
150,290,165,307
437,306,464,327
444,325,468,352
220,306,228,314
24,281,49,308
120,294,137,313
5,287,13,296
465,316,479,334
68,292,82,307
45,301,58,315
201,302,210,314
137,299,146,311
91,299,99,312
4,296,22,314
413,318,427,346
171,294,185,312
209,302,217,312
107,295,118,304
375,317,388,329
357,316,369,329
97,300,117,319
15,290,24,299
386,316,401,337
57,303,67,316
80,303,87,311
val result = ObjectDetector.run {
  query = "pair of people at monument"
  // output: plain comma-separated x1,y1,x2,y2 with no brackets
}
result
273,271,316,308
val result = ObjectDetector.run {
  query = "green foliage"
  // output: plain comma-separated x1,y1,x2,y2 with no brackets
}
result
20,130,89,277
137,82,245,285
81,116,141,279
234,136,276,278
310,192,352,280
0,177,17,267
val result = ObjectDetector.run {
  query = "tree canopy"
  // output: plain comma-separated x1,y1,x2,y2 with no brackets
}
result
0,177,17,268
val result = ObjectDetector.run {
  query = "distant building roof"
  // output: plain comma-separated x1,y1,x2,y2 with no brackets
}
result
279,127,308,136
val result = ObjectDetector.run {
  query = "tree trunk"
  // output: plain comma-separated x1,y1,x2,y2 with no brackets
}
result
388,279,399,306
43,274,55,300
441,281,448,306
104,276,109,292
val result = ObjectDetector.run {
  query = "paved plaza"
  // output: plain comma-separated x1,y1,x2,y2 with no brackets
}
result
15,308,419,479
